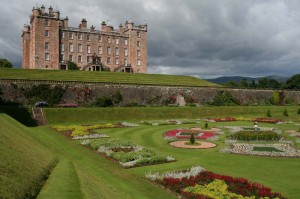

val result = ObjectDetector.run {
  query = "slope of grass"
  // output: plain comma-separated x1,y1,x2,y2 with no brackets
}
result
45,106,300,124
0,113,55,199
0,68,218,87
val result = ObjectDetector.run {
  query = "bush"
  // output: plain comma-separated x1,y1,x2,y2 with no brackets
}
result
204,122,208,129
228,131,281,141
67,61,79,70
0,58,13,68
208,91,239,106
111,91,123,105
190,134,195,144
297,108,300,115
266,109,272,117
94,97,113,107
283,109,288,116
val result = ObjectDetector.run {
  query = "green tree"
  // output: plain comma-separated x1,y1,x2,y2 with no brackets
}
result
258,78,281,89
190,133,195,145
239,78,249,88
67,61,79,70
267,109,272,117
283,109,288,116
298,108,300,115
270,91,280,105
285,74,300,89
223,81,239,87
209,91,239,106
0,59,13,68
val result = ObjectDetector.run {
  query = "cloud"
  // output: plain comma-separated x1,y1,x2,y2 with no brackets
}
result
0,0,300,78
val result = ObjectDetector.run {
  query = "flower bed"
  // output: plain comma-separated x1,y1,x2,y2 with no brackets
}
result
207,117,237,122
52,124,120,138
254,118,285,124
142,119,200,126
228,143,300,157
164,129,215,140
82,139,175,168
145,166,285,199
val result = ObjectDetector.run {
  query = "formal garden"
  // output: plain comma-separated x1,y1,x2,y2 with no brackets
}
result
44,108,300,199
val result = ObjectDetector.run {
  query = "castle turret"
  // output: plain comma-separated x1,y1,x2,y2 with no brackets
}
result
49,6,53,16
101,21,114,32
63,16,68,28
53,9,60,19
118,24,123,33
81,18,87,30
32,6,40,17
41,5,45,15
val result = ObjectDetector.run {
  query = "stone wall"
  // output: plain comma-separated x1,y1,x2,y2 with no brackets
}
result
0,79,299,106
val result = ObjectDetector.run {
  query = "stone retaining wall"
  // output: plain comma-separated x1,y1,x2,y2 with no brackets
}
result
0,79,299,106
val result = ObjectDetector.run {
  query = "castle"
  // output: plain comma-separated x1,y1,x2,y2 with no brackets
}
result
22,5,147,73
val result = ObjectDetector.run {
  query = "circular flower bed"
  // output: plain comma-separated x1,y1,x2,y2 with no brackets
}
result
164,129,215,140
170,141,216,149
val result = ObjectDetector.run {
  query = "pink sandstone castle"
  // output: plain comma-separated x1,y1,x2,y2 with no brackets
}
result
22,5,147,73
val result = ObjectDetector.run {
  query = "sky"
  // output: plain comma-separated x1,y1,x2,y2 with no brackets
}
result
0,0,300,78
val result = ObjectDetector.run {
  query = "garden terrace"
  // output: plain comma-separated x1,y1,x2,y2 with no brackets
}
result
0,68,218,87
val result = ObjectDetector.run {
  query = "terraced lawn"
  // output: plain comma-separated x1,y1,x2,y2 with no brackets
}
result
0,68,218,87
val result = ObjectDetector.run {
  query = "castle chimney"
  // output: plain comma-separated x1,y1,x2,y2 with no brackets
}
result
32,6,40,17
90,25,95,32
118,24,123,33
53,8,60,19
41,5,45,15
49,6,53,16
81,18,87,30
101,21,106,31
63,16,69,28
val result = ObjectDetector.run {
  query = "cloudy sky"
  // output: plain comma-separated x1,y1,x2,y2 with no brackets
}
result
1,0,300,78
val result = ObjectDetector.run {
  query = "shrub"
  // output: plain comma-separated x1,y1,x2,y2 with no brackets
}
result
94,97,113,107
228,131,281,141
67,61,79,70
283,109,288,116
266,109,272,117
111,91,123,105
190,134,195,144
209,91,239,106
297,108,300,115
204,122,208,129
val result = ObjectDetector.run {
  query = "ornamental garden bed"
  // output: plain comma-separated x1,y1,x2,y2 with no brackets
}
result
169,141,216,149
226,143,300,157
142,119,200,126
228,131,281,141
82,138,175,168
52,124,123,138
164,129,219,140
145,166,286,199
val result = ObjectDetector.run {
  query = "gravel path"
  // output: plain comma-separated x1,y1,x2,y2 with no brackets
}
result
169,141,216,149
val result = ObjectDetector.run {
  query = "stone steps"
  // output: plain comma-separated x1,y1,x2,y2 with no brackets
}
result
32,108,47,125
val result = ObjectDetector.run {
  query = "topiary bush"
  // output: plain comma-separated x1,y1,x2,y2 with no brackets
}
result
283,109,288,116
190,133,195,144
267,109,272,117
297,108,300,115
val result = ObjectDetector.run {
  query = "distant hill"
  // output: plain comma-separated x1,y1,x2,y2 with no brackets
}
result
206,76,289,84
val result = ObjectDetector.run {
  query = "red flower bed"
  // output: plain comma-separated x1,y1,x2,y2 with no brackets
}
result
210,117,237,122
157,170,285,199
164,129,215,140
253,118,284,123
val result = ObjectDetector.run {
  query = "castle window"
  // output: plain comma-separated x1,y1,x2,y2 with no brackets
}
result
107,47,111,55
125,39,128,45
45,30,49,37
107,57,111,64
98,46,102,55
124,48,128,57
45,42,49,50
137,41,141,47
69,33,73,40
108,37,111,44
87,34,90,41
45,53,50,61
60,44,64,52
116,48,119,56
98,36,102,42
59,54,64,63
137,59,141,66
62,32,65,39
78,44,82,53
69,44,73,52
87,45,91,54
45,19,49,27
124,58,128,66
78,55,82,63
78,33,82,40
69,55,73,62
115,38,119,45
87,56,91,63
137,31,140,37
137,50,141,57
116,57,119,65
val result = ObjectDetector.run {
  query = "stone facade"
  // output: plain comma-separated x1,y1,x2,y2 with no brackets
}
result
22,5,147,73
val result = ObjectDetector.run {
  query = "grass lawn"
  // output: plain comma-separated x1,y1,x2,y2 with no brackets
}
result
0,68,218,87
1,106,300,198
45,106,300,124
